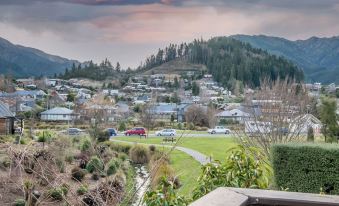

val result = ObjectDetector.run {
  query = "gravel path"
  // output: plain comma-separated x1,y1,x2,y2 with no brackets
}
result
111,139,211,165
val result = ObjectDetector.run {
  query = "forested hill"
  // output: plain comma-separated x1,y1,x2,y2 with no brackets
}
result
231,35,339,83
0,37,79,77
137,37,304,88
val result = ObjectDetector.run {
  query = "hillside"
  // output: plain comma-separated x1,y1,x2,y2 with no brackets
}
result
138,37,303,89
142,59,207,75
231,35,339,83
0,37,80,77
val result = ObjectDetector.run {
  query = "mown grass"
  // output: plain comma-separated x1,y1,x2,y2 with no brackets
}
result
159,148,201,197
114,136,236,161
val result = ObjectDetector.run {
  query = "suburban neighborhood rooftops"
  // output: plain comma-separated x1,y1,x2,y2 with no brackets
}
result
41,107,74,115
0,101,15,118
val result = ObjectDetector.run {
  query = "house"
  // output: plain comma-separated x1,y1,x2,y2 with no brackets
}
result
40,107,78,121
291,114,322,134
0,101,15,135
216,109,250,123
48,91,66,108
152,103,191,122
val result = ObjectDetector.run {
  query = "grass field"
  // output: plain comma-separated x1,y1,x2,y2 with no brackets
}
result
114,136,236,162
164,149,201,196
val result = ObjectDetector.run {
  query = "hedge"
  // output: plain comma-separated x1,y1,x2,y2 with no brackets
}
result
272,143,339,194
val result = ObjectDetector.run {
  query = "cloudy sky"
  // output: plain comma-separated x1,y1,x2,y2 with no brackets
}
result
1,0,339,68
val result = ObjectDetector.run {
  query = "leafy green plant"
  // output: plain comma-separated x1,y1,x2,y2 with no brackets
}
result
14,199,25,206
143,177,189,206
192,145,271,200
107,159,119,176
77,185,88,195
48,186,68,201
80,138,92,152
86,156,104,173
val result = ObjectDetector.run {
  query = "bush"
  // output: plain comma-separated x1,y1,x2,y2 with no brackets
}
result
71,167,86,181
177,123,183,130
187,122,195,130
48,185,68,201
129,145,150,164
272,143,339,194
14,199,25,206
149,145,156,152
81,138,92,152
106,142,131,154
97,130,110,142
107,159,120,176
118,153,128,161
77,185,88,195
118,121,127,131
86,156,104,173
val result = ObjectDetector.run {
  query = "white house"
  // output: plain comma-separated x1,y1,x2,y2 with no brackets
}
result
40,107,78,121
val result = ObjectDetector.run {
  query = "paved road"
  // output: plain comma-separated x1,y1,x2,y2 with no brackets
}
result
111,139,211,165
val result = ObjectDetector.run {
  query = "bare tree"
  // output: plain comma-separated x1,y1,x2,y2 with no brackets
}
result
140,103,156,137
207,106,218,128
236,79,309,156
185,105,208,127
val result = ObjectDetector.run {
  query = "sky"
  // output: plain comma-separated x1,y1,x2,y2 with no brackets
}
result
0,0,339,68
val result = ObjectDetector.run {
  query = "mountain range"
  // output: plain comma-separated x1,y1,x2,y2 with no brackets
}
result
231,35,339,83
1,35,339,83
0,37,79,78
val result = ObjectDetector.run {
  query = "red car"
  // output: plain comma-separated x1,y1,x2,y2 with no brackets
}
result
124,127,146,136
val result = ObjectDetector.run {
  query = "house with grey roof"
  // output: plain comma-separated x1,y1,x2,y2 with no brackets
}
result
0,101,15,135
40,107,78,121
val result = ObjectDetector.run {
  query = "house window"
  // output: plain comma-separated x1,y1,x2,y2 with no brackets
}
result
63,115,66,118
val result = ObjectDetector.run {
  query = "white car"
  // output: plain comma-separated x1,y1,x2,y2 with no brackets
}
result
155,129,176,136
208,126,231,134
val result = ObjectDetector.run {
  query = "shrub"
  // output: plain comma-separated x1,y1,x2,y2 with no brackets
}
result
97,130,110,142
151,161,175,188
118,121,127,131
272,143,339,194
307,127,315,142
48,186,68,201
118,153,128,161
77,185,88,195
71,167,86,181
129,145,150,164
81,138,92,152
14,199,25,206
92,172,100,180
108,143,131,154
86,156,104,173
149,145,156,152
56,158,65,173
187,122,195,130
177,123,183,130
192,145,270,200
107,159,119,176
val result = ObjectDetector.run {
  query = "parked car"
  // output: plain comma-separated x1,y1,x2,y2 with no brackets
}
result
66,128,83,135
124,127,146,136
208,126,231,134
155,129,176,136
107,128,118,136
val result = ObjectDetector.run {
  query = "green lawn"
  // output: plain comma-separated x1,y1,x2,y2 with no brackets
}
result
164,149,201,196
114,136,236,161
